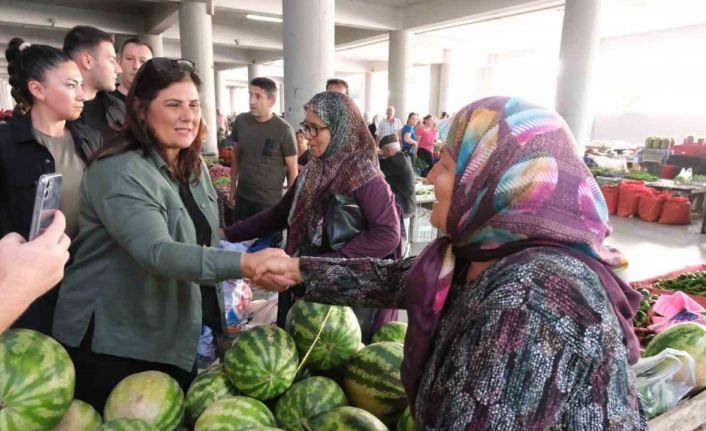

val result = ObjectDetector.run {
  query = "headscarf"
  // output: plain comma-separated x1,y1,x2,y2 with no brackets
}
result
286,91,382,254
401,96,641,405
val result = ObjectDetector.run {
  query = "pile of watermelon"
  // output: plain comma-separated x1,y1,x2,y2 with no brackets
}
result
0,301,415,431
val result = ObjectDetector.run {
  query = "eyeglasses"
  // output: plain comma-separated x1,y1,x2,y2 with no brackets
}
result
148,58,196,73
299,121,329,138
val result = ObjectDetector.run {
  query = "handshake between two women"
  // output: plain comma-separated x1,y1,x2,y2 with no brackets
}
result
239,248,303,292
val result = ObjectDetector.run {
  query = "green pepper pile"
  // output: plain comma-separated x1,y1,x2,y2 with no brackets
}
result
652,272,706,296
634,288,659,328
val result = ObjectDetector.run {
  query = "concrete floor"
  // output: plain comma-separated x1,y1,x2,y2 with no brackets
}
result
409,216,706,283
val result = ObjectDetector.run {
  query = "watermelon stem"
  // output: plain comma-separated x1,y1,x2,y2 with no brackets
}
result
295,306,334,377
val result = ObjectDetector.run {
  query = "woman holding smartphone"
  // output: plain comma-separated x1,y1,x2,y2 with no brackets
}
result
0,38,102,335
52,58,281,412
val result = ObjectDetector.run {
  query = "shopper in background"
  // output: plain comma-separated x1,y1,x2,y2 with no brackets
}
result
52,58,283,412
400,112,419,159
225,91,401,341
416,114,437,176
375,105,403,144
0,212,70,333
326,78,349,95
254,96,646,430
63,25,123,142
114,37,153,101
379,134,416,256
0,37,101,334
228,77,298,222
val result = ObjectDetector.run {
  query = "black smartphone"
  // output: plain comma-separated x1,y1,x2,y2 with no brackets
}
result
28,173,62,241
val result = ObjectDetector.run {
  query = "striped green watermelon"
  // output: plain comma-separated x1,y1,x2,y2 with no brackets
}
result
224,326,298,400
244,428,285,431
194,396,277,431
395,407,415,431
645,322,706,389
53,399,102,431
104,371,184,431
274,376,347,430
185,367,238,425
286,300,361,371
343,342,406,426
98,418,158,431
303,406,388,431
0,329,75,431
371,322,407,344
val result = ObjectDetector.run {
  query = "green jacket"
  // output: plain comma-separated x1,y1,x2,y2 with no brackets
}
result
53,148,242,371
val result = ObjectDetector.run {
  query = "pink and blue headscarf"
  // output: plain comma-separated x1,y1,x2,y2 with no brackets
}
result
402,96,640,405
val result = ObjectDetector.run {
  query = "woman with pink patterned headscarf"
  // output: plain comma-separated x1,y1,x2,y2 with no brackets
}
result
255,97,647,430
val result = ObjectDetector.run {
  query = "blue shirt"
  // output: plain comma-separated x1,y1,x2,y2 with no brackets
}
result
401,124,416,153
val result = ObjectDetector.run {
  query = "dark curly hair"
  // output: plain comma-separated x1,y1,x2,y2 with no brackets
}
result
5,37,72,114
90,58,206,184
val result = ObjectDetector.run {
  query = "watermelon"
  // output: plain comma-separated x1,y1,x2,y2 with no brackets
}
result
343,342,406,425
395,407,415,431
274,376,347,430
53,399,102,431
286,300,361,371
245,429,285,431
372,322,407,344
194,396,277,431
644,322,706,388
224,326,298,400
185,367,238,425
0,329,75,431
104,371,184,431
98,418,158,431
303,406,388,431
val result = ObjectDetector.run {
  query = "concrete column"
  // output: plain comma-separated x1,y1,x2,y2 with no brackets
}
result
247,63,261,83
364,71,373,117
438,49,455,115
215,70,228,113
428,64,441,118
140,33,164,57
278,82,285,116
555,0,603,148
179,0,217,153
388,30,413,122
0,79,12,110
283,0,335,127
229,86,238,115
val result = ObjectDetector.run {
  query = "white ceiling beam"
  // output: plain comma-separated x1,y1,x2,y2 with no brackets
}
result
144,3,179,34
212,0,400,30
403,0,562,31
0,0,143,34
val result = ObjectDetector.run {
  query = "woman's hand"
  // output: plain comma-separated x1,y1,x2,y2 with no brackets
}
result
240,248,288,280
253,256,302,292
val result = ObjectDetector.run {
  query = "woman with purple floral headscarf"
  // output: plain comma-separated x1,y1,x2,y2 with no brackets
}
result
254,97,648,430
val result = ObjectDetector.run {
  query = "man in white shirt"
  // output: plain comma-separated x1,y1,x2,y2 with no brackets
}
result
375,106,403,144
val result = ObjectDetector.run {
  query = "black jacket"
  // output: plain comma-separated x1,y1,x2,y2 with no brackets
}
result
0,111,103,239
0,112,102,335
379,152,416,218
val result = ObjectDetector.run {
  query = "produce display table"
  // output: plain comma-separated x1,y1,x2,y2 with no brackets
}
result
409,185,436,243
649,390,706,431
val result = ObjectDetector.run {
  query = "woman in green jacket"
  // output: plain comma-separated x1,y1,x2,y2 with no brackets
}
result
52,58,281,412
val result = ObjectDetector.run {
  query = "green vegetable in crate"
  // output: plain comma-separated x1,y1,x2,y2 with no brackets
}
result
0,329,75,431
652,272,706,296
194,396,277,431
53,399,102,431
274,376,347,431
98,419,158,431
633,288,659,328
343,342,406,426
396,407,416,431
644,323,706,389
302,406,389,431
372,322,408,344
104,371,185,431
212,177,231,188
286,300,362,371
185,367,238,425
624,170,659,182
224,326,299,400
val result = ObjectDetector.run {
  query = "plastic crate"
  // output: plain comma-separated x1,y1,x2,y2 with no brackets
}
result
410,206,438,243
